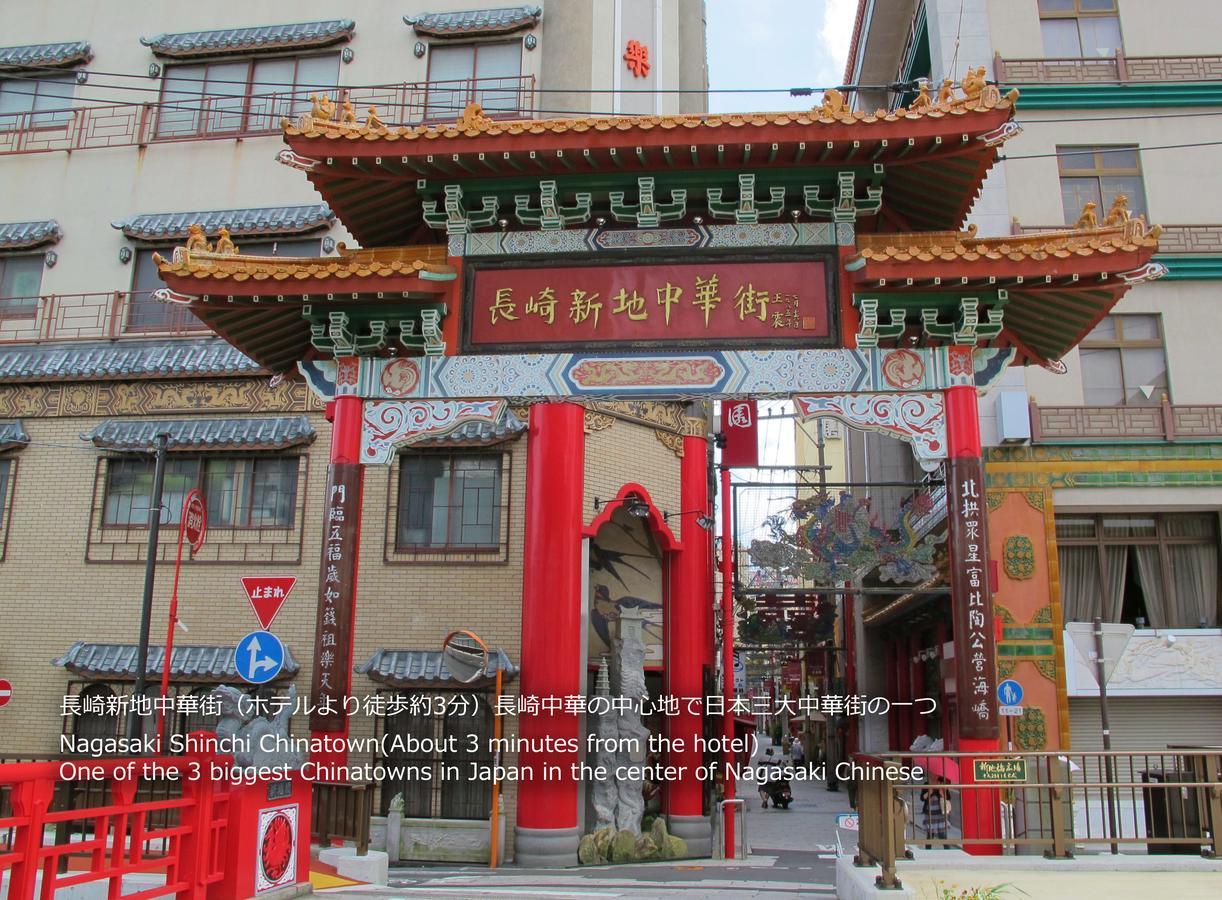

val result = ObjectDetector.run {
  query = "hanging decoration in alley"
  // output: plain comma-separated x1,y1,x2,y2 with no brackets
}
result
748,490,945,588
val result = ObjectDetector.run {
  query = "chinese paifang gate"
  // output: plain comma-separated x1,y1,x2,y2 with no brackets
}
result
154,82,1162,866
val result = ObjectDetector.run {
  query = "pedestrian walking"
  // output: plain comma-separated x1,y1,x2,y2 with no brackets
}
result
920,776,952,847
758,747,777,808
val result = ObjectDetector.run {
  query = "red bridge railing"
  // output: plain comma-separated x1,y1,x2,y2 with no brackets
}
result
0,750,229,899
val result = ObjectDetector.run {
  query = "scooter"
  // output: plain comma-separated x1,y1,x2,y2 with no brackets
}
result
767,774,793,809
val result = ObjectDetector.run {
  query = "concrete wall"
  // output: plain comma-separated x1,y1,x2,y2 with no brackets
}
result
985,0,1222,58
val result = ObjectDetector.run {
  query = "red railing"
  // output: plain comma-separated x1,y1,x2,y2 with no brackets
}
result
0,291,209,344
0,751,229,899
0,75,536,156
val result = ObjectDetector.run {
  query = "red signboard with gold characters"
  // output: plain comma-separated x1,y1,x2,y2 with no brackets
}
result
465,257,835,352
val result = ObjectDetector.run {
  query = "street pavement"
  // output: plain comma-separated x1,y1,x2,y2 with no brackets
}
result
318,736,856,899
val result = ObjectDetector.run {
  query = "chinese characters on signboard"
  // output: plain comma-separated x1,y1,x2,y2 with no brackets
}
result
309,462,361,732
947,457,998,740
466,259,833,351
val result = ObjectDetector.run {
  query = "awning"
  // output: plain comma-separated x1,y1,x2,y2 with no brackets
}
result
55,641,299,683
0,421,29,451
140,20,355,59
112,204,334,241
0,220,62,251
0,338,260,383
405,6,541,38
356,648,518,689
0,41,91,70
81,416,315,452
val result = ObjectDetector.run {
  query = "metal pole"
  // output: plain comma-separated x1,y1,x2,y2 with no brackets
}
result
489,666,503,869
156,498,189,751
1093,616,1119,854
129,432,169,740
719,465,737,859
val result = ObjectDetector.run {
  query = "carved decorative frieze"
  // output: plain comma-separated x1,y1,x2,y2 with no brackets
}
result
0,378,319,418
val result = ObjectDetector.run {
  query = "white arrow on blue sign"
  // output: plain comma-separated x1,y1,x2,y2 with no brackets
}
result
235,630,285,685
997,679,1024,707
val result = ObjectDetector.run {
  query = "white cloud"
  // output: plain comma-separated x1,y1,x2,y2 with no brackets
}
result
819,0,858,85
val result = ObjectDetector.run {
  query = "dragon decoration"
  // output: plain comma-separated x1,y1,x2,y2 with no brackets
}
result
749,490,945,589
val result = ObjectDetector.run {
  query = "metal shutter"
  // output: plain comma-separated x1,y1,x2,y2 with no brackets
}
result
1069,697,1222,751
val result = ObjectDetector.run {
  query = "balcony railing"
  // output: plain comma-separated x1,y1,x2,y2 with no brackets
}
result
1016,222,1222,255
0,75,536,156
1030,398,1222,443
0,291,209,343
995,51,1222,84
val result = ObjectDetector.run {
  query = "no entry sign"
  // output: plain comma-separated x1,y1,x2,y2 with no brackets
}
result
0,678,11,707
183,489,207,552
241,576,298,630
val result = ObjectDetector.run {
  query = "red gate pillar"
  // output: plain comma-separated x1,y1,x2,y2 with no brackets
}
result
309,393,365,769
944,347,1002,854
515,401,585,866
667,433,712,854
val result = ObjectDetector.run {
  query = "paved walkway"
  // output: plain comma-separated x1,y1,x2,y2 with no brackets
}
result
317,735,856,898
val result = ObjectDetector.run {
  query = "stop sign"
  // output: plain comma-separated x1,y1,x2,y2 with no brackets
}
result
0,679,11,708
183,489,207,552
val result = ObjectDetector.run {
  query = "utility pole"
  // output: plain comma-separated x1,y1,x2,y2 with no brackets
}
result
1094,616,1119,854
129,432,170,740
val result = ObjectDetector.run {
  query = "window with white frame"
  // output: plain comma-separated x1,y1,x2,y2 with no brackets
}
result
0,255,43,319
1039,0,1123,58
1058,145,1146,225
1079,314,1168,406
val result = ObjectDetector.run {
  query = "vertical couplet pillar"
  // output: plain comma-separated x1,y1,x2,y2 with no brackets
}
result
719,466,737,858
309,394,365,770
515,402,585,867
667,434,713,854
944,346,1002,854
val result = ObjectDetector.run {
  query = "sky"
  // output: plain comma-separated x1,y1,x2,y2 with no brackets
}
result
705,0,858,114
703,2,860,537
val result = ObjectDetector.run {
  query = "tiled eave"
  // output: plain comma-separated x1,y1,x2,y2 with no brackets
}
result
405,6,542,39
140,20,355,59
112,205,334,242
0,220,62,251
56,641,300,683
81,416,315,453
0,41,91,70
356,648,518,689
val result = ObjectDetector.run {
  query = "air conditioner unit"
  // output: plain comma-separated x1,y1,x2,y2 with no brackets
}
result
996,390,1032,444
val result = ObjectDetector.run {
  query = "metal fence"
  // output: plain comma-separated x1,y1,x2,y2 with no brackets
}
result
854,750,1222,889
0,76,536,156
0,290,207,344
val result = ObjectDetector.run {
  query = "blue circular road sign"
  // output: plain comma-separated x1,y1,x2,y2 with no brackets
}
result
235,630,285,685
997,679,1023,707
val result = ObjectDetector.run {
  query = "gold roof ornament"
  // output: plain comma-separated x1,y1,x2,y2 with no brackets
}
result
1074,201,1098,230
907,81,933,112
184,223,211,253
1102,194,1132,227
338,90,358,126
456,101,494,132
818,87,847,117
365,106,386,131
310,92,335,122
213,227,238,256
